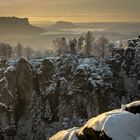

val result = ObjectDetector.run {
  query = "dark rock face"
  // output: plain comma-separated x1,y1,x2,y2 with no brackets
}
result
0,36,140,140
39,58,55,83
16,58,34,103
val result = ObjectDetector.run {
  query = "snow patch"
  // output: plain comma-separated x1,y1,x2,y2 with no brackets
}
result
103,111,140,140
4,66,16,73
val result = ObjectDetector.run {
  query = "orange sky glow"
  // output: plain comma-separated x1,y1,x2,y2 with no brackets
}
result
0,0,139,24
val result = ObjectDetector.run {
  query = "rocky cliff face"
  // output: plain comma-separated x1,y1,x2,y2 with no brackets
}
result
0,17,45,35
0,37,140,140
0,17,29,26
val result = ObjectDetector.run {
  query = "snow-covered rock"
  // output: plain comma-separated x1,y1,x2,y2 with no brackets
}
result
50,101,140,140
50,127,79,140
103,111,140,140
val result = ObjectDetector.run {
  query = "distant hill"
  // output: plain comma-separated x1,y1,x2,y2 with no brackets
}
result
0,17,45,36
51,21,78,29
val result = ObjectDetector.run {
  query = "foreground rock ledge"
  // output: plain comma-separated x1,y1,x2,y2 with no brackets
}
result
50,101,140,140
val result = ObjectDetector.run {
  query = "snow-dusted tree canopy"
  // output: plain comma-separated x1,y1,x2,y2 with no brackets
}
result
0,35,140,140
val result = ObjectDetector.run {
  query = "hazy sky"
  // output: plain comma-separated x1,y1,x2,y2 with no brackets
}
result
0,0,140,23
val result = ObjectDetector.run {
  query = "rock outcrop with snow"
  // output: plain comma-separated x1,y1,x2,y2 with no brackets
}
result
50,101,140,140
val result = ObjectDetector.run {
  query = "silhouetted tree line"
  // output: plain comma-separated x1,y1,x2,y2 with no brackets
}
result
0,43,12,58
53,31,115,58
0,43,53,59
0,31,119,59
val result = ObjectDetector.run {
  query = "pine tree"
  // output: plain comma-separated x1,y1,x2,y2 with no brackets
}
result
84,31,95,56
